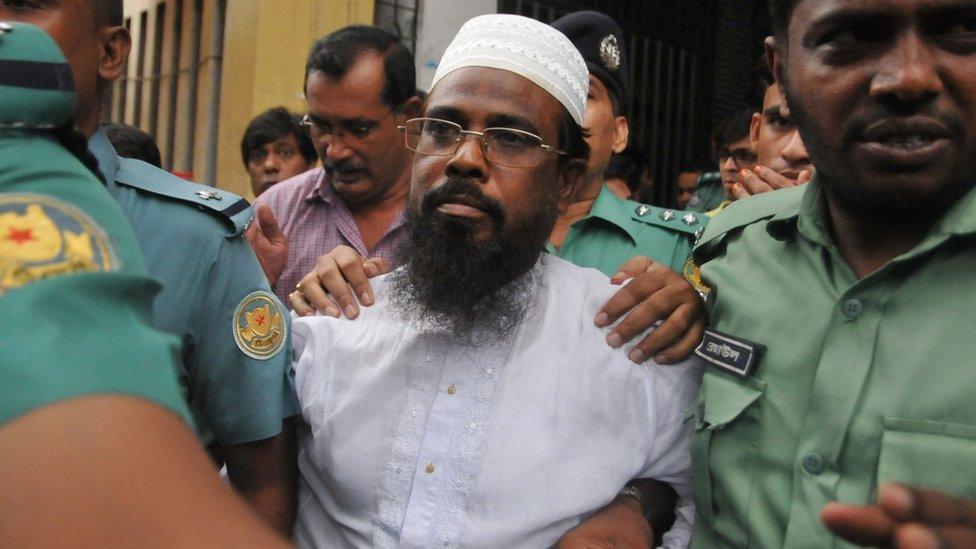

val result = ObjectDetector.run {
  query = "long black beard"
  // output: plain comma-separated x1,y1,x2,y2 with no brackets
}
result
389,177,556,343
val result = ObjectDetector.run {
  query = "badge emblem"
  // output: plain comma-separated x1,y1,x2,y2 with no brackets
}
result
599,34,621,72
694,329,765,378
233,291,286,360
195,189,222,201
682,258,711,301
0,194,116,294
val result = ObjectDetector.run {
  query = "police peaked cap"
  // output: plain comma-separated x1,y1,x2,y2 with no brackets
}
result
551,10,629,105
0,22,75,131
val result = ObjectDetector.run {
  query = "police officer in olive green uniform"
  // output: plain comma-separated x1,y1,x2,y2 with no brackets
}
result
0,21,188,428
686,0,976,544
549,11,704,276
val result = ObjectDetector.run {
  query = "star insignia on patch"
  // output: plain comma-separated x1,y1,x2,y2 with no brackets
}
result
0,194,117,295
233,291,286,360
599,34,621,72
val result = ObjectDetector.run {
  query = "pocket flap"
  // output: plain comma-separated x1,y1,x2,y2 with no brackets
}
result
878,417,976,498
698,371,765,428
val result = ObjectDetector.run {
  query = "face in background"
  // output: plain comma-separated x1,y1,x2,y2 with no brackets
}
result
750,83,812,181
246,133,315,197
0,0,129,136
394,66,585,337
776,0,976,221
304,53,416,208
581,75,629,189
717,135,757,197
675,171,701,209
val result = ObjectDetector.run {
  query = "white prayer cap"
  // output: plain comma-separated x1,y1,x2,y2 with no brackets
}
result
431,14,588,126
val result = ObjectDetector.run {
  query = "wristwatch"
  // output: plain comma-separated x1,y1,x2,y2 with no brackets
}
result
617,483,650,521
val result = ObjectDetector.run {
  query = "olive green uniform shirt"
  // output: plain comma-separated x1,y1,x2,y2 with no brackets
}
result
689,179,976,547
1,134,191,426
546,184,704,275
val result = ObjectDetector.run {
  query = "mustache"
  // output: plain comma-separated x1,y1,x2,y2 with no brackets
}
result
325,158,367,174
421,178,505,225
843,104,964,145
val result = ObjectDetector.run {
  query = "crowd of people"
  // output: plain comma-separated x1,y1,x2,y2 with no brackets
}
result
2,0,976,547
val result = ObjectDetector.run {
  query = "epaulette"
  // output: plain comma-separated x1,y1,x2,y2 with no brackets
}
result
629,202,705,236
693,185,804,264
115,157,253,236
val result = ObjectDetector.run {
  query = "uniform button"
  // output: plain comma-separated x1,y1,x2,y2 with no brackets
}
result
842,298,863,319
802,453,825,475
426,462,435,474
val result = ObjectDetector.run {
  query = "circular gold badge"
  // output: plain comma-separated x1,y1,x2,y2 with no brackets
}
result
233,290,287,360
0,193,116,295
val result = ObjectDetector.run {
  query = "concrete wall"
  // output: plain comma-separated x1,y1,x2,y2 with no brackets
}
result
413,0,496,91
119,0,375,198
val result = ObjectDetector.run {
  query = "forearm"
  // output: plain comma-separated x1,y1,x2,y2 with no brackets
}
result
0,396,288,547
222,420,298,536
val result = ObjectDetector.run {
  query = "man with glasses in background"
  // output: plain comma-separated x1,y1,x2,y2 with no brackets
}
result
247,26,420,302
690,108,757,217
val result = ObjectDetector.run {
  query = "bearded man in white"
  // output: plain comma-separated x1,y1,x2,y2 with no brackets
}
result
291,14,702,548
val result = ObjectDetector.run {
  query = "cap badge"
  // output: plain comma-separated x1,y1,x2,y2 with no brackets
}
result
599,34,621,72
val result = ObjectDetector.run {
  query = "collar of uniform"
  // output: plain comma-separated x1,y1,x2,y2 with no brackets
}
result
932,182,976,237
763,177,825,245
88,126,120,185
581,184,640,244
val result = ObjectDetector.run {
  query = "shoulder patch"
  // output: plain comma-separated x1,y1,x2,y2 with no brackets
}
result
232,290,287,360
115,158,253,236
630,203,705,236
0,194,117,294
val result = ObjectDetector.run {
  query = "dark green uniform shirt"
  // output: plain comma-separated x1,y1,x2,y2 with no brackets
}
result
546,184,705,276
689,178,976,547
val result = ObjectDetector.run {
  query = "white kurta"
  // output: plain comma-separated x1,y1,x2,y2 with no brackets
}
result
292,255,702,548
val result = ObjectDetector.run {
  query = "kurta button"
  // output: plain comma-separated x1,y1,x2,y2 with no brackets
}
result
426,463,435,474
842,298,863,319
802,453,825,475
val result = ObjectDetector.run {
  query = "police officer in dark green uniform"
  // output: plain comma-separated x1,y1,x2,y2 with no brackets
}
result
0,0,298,532
0,22,287,547
549,11,705,277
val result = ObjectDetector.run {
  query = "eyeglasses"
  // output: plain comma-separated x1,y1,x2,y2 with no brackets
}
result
714,146,758,166
397,117,566,168
300,113,383,144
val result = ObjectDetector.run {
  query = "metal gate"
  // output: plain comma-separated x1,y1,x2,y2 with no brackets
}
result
498,0,718,206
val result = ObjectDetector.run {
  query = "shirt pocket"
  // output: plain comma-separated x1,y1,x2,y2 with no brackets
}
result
877,417,976,498
688,371,766,525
